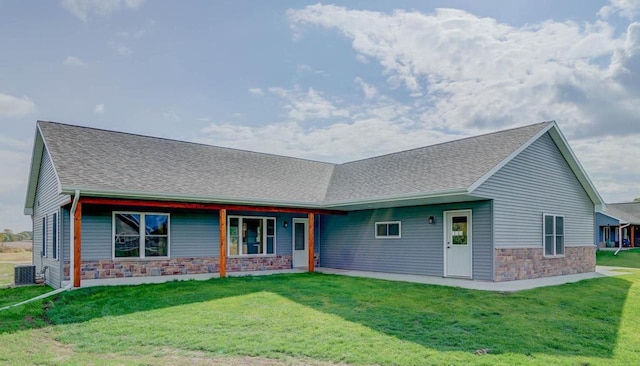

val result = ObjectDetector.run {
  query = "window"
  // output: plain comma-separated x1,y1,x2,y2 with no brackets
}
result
375,221,401,239
52,212,58,260
228,216,276,256
42,216,47,257
113,212,170,258
543,214,564,256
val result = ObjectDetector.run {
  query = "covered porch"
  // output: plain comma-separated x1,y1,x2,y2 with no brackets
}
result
69,196,342,288
598,224,640,248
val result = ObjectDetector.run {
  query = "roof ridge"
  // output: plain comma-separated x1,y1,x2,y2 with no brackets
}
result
335,121,554,166
37,120,336,166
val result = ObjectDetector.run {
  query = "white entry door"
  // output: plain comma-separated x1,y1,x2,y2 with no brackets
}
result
444,210,472,278
292,218,309,268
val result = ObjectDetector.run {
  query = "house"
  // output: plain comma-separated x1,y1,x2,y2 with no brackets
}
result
596,203,640,248
24,120,603,289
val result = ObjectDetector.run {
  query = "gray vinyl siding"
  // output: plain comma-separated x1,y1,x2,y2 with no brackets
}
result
32,148,70,288
473,132,595,248
62,208,70,264
61,207,70,281
319,201,492,280
81,210,112,260
170,213,218,257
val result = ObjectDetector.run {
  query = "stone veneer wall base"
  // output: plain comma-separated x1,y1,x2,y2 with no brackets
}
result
71,255,294,280
494,246,595,281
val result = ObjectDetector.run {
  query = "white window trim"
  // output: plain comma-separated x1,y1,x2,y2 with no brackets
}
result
112,211,171,259
42,216,47,258
375,221,402,239
52,211,59,261
543,213,565,258
227,215,277,257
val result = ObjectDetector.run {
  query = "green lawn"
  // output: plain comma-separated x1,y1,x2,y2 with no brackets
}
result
1,272,640,365
597,248,640,268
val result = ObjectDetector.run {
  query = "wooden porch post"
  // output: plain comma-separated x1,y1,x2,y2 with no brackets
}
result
632,226,636,248
73,202,82,288
308,213,315,272
219,209,227,278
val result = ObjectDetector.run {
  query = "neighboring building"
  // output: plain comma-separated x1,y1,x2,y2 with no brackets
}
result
24,120,603,288
596,203,640,248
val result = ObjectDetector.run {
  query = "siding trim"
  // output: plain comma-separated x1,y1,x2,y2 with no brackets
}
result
36,125,64,198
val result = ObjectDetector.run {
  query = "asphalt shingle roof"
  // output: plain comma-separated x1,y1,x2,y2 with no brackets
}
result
606,203,640,225
37,120,552,206
39,122,335,204
324,122,551,202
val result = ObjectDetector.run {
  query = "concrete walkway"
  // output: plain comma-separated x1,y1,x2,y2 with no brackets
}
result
71,266,636,291
316,266,636,292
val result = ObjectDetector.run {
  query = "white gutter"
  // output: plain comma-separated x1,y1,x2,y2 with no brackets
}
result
614,223,631,256
0,284,72,312
69,190,80,287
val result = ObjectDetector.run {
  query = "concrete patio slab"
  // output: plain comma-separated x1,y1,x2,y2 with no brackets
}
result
316,266,634,292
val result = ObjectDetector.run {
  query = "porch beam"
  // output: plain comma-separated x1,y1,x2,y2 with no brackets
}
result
219,208,227,278
73,202,82,288
79,197,346,216
308,213,315,272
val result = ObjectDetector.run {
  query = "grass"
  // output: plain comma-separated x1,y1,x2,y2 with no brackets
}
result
0,250,32,287
597,248,640,268
1,272,640,365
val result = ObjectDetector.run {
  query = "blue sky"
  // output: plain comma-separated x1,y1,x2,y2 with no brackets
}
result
1,0,639,232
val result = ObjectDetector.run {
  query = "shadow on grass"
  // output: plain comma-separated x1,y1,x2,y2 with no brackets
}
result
2,272,633,358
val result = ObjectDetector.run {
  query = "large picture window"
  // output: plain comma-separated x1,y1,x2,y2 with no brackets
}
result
543,214,564,257
113,212,170,258
228,216,276,256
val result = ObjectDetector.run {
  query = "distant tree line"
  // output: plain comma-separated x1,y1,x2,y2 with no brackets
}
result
0,229,32,242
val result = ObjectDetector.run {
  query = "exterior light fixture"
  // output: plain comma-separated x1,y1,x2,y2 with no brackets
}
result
283,221,288,228
428,216,435,224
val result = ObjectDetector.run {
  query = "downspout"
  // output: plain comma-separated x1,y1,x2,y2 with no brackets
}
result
69,190,80,286
614,223,630,256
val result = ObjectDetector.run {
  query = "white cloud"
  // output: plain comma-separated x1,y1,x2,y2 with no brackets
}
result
248,88,264,96
247,4,640,203
268,86,350,121
108,40,132,56
0,93,36,118
60,0,145,22
296,64,325,75
354,77,378,99
94,104,105,114
599,0,640,19
63,56,86,67
198,116,453,163
287,5,639,139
